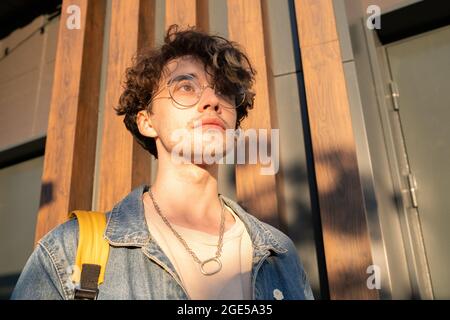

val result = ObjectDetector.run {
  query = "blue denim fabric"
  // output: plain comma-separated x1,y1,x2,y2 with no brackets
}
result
11,184,314,300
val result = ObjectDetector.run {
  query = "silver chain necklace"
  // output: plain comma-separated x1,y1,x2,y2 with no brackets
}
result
148,188,225,276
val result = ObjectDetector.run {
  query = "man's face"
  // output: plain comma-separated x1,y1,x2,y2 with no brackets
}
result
143,55,238,163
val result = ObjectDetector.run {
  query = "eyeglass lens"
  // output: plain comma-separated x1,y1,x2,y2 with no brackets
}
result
168,74,244,108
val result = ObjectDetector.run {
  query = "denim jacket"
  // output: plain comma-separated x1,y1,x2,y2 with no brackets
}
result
11,184,314,300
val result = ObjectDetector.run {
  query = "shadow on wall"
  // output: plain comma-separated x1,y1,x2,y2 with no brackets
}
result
224,143,405,299
39,181,54,208
288,146,407,299
288,148,376,299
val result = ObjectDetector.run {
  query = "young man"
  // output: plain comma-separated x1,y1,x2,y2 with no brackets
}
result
12,25,313,300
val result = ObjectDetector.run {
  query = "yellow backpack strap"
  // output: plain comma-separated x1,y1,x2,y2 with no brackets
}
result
69,210,110,299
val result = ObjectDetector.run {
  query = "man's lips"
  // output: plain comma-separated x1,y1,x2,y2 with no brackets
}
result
193,117,226,131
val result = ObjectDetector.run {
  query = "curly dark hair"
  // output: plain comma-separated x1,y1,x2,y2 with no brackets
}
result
114,25,256,159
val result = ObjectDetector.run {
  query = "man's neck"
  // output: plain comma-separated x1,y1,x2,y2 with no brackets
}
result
145,152,229,230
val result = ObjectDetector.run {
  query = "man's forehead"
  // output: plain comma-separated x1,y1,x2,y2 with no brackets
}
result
162,56,211,79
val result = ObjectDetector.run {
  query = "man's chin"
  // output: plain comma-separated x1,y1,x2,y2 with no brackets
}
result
169,128,235,165
170,147,230,165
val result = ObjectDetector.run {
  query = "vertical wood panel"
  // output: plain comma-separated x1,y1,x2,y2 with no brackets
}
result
227,0,285,230
35,0,106,243
196,0,209,32
166,0,196,28
96,0,154,212
165,0,208,31
294,0,378,299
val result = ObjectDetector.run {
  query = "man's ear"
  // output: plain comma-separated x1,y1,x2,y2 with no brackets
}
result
136,110,158,138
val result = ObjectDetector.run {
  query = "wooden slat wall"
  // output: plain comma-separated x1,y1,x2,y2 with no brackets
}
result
294,0,378,299
96,0,155,212
34,0,378,299
35,0,106,243
227,0,285,230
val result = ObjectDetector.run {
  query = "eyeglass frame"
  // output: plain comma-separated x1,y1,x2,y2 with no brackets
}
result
146,73,246,109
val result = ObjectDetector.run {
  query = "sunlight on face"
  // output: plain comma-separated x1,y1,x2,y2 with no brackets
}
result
150,56,238,164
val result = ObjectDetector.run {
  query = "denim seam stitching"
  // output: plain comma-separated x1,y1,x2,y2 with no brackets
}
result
38,242,70,300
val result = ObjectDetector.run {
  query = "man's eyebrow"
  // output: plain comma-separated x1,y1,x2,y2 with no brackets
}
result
167,72,198,84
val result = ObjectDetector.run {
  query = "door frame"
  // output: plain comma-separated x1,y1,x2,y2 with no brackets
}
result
362,21,434,300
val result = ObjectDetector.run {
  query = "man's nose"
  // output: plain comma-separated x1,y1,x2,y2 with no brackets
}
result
197,86,222,113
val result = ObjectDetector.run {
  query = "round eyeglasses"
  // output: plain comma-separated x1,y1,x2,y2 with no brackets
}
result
149,74,246,109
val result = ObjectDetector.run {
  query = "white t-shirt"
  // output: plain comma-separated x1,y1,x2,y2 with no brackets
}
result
143,199,253,300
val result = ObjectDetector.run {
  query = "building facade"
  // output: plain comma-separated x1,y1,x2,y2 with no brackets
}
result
0,0,449,300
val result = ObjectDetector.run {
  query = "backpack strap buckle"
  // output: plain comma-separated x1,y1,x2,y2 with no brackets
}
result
74,287,99,300
74,264,101,300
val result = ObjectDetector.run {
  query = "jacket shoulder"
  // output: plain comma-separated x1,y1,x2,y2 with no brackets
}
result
244,212,297,254
38,211,112,249
261,221,296,251
38,217,79,252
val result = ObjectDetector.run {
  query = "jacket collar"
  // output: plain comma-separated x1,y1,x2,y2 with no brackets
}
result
104,184,287,255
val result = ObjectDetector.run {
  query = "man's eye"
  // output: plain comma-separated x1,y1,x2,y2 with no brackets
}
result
181,85,194,92
177,81,195,93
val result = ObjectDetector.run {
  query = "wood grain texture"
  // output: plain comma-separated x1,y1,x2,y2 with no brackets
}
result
196,0,209,32
294,0,379,299
166,0,197,28
35,0,106,243
165,0,208,31
96,0,154,212
227,0,285,230
295,0,338,47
